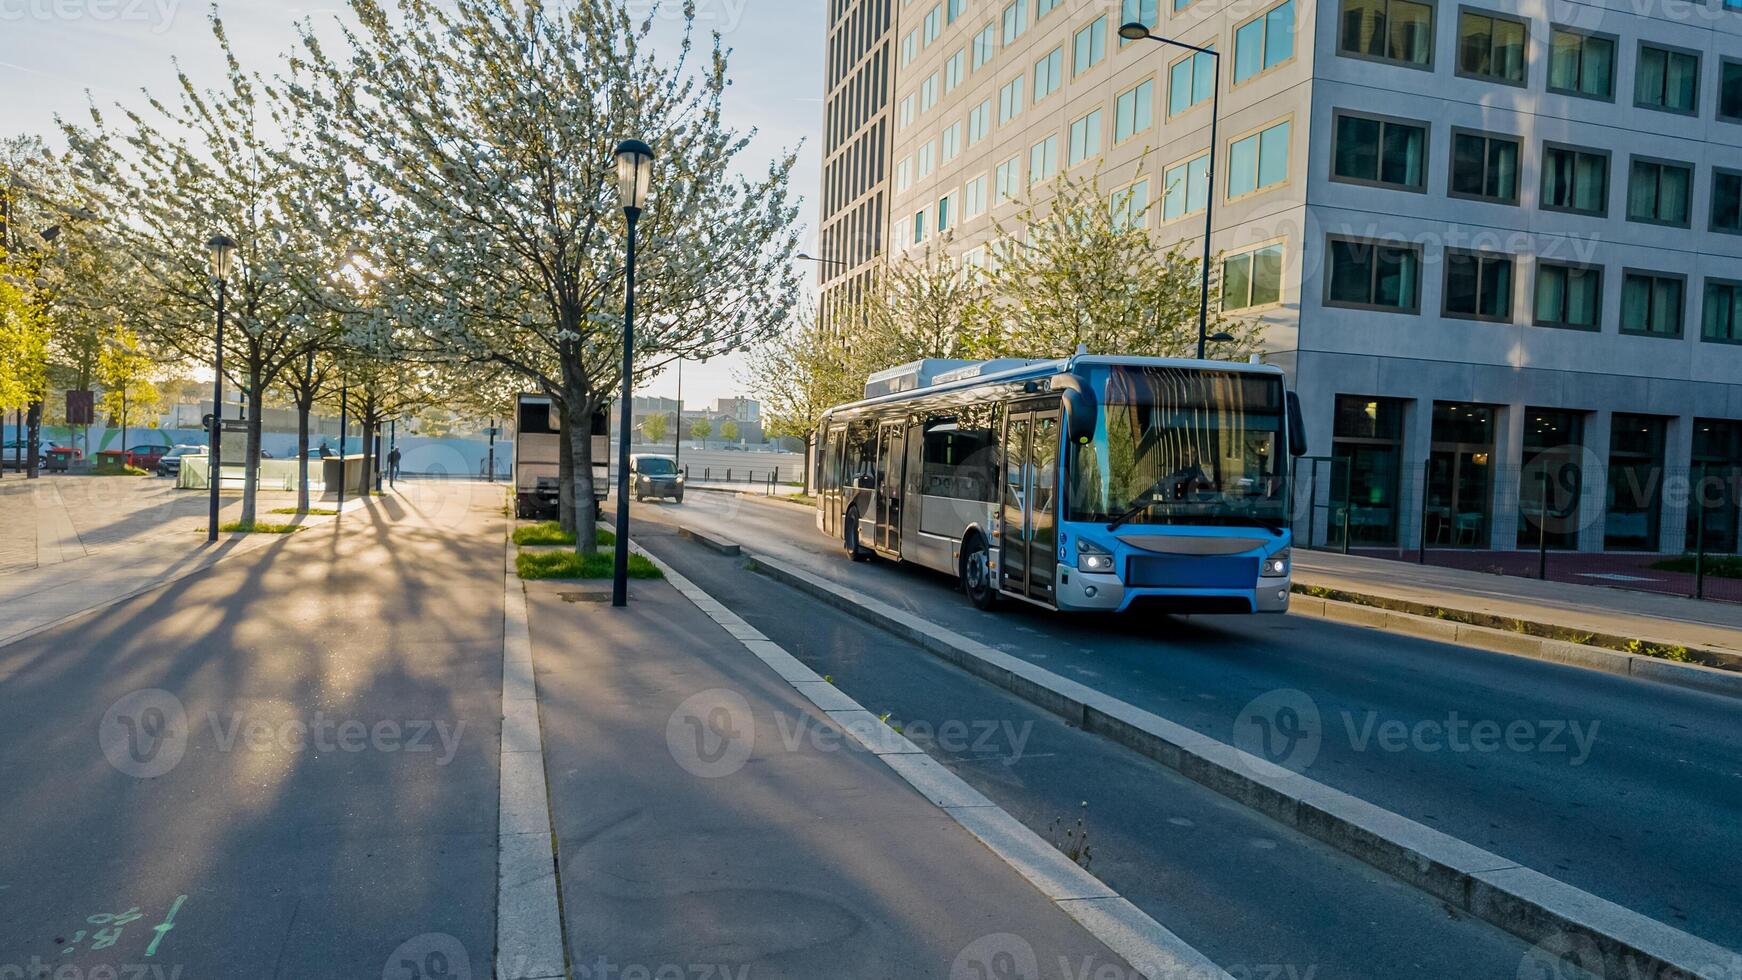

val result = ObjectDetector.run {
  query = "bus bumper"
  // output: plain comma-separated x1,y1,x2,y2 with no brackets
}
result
1055,564,1292,614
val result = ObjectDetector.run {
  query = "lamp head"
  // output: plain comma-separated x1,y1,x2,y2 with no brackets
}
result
614,139,655,215
1118,21,1152,41
207,234,238,281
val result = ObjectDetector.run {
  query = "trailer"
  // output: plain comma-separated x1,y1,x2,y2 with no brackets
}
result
513,394,609,520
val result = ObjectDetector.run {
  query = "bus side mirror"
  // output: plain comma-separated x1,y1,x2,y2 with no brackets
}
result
1286,391,1308,457
1055,373,1098,445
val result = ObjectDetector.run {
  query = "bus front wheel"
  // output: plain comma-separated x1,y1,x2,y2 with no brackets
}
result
962,534,998,611
844,506,871,561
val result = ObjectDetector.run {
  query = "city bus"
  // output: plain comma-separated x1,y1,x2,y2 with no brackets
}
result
813,354,1308,614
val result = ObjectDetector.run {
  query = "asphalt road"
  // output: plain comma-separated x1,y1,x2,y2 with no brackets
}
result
626,517,1542,979
637,491,1742,954
0,481,507,978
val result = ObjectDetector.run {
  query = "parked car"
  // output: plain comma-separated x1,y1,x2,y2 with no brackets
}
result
2,439,49,470
156,445,208,477
630,454,684,503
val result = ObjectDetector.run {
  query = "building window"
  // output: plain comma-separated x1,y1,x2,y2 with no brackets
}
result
1327,237,1421,311
998,77,1024,125
1162,153,1210,221
1332,396,1407,547
937,192,955,233
1607,414,1668,551
1029,135,1058,185
995,155,1022,202
1002,0,1028,45
948,0,966,24
1711,169,1742,234
1426,402,1497,548
1704,279,1742,344
1034,47,1063,101
1518,409,1586,550
1332,113,1426,190
1228,120,1290,197
924,5,942,45
1114,79,1154,143
1533,262,1602,331
918,140,935,177
895,157,912,193
1111,179,1150,231
1721,60,1742,122
1339,0,1434,68
1068,109,1103,167
1619,271,1685,338
1456,9,1525,84
1626,158,1692,227
945,49,966,92
899,95,916,130
974,23,997,70
1541,144,1608,215
913,208,927,243
1168,48,1216,116
1443,249,1513,322
1548,28,1614,100
921,73,939,112
902,30,919,67
1636,44,1699,114
1223,243,1284,310
1035,0,1059,19
1235,0,1296,83
1073,15,1107,76
968,101,992,145
1449,130,1519,204
966,174,989,218
1121,0,1159,37
942,121,963,163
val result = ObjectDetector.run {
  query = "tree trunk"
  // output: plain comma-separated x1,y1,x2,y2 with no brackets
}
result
565,396,598,556
558,412,576,534
25,400,41,479
241,382,264,528
296,398,311,512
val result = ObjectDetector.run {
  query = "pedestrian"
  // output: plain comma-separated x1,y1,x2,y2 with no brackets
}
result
388,446,401,480
318,441,332,459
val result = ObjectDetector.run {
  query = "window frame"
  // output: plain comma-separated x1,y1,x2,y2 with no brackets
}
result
1072,14,1108,77
1113,76,1156,145
1110,177,1153,231
1226,116,1293,201
1161,150,1211,223
1719,57,1742,123
1067,107,1104,168
1532,260,1605,332
1702,277,1742,345
1624,154,1695,229
1709,166,1742,235
1231,0,1298,88
1221,239,1288,312
1329,109,1431,194
1539,141,1611,218
1323,235,1424,314
1446,126,1521,205
1441,247,1516,323
1337,0,1438,72
1546,25,1617,103
1453,5,1529,87
1618,268,1687,339
1166,45,1217,118
1633,40,1702,116
1033,46,1064,103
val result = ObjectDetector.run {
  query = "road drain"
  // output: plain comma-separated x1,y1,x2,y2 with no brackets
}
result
558,590,613,603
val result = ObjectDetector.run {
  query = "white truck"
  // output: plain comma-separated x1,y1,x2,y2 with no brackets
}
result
513,393,609,520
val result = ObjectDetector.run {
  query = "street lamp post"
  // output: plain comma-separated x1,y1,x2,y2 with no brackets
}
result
673,358,683,476
206,234,236,542
337,375,349,511
612,138,655,608
1120,22,1219,360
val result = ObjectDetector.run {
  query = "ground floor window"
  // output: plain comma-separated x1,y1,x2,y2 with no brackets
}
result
1606,414,1668,550
1331,395,1406,546
1426,402,1496,547
1517,409,1585,549
1690,419,1742,554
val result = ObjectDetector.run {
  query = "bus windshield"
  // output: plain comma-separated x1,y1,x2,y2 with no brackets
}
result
1067,365,1286,527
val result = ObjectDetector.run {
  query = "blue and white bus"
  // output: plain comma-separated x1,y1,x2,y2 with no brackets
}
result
813,354,1308,614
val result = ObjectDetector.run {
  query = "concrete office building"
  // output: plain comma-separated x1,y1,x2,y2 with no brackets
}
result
820,0,899,334
843,0,1742,555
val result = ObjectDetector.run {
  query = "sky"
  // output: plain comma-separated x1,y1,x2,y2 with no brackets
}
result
0,0,828,410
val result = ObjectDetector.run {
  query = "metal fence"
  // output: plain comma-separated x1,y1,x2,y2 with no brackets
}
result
1291,457,1742,604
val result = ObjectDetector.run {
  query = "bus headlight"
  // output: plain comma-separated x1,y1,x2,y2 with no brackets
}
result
1077,539,1116,574
1261,547,1291,578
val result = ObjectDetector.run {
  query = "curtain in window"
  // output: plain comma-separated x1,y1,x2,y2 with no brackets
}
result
1705,286,1739,341
1549,33,1579,90
1490,140,1519,199
1341,0,1385,57
1637,48,1666,104
1381,123,1423,187
1573,154,1605,211
1651,280,1682,334
1389,1,1431,63
1581,38,1613,95
1621,276,1649,330
1660,167,1689,223
1565,268,1597,326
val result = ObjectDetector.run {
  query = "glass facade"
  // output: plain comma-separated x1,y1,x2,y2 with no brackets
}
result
1689,420,1742,555
1606,414,1668,550
1332,396,1406,546
1427,403,1496,547
1517,409,1585,549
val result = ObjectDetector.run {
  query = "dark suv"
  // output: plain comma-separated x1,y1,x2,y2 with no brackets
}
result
630,454,684,503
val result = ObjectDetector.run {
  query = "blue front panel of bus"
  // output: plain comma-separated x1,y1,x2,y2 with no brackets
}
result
1126,555,1259,590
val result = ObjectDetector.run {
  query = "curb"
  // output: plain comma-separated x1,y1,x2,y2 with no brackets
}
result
1291,591,1742,702
745,552,1738,980
626,537,1232,980
678,526,742,556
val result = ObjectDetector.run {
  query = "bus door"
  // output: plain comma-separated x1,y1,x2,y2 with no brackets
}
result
999,400,1060,603
875,420,905,554
821,424,846,538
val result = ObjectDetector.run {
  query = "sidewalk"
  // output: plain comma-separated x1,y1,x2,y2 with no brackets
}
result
1294,549,1742,660
520,571,1175,979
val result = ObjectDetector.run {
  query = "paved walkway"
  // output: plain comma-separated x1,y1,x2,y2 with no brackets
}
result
523,569,1150,979
1295,549,1742,657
